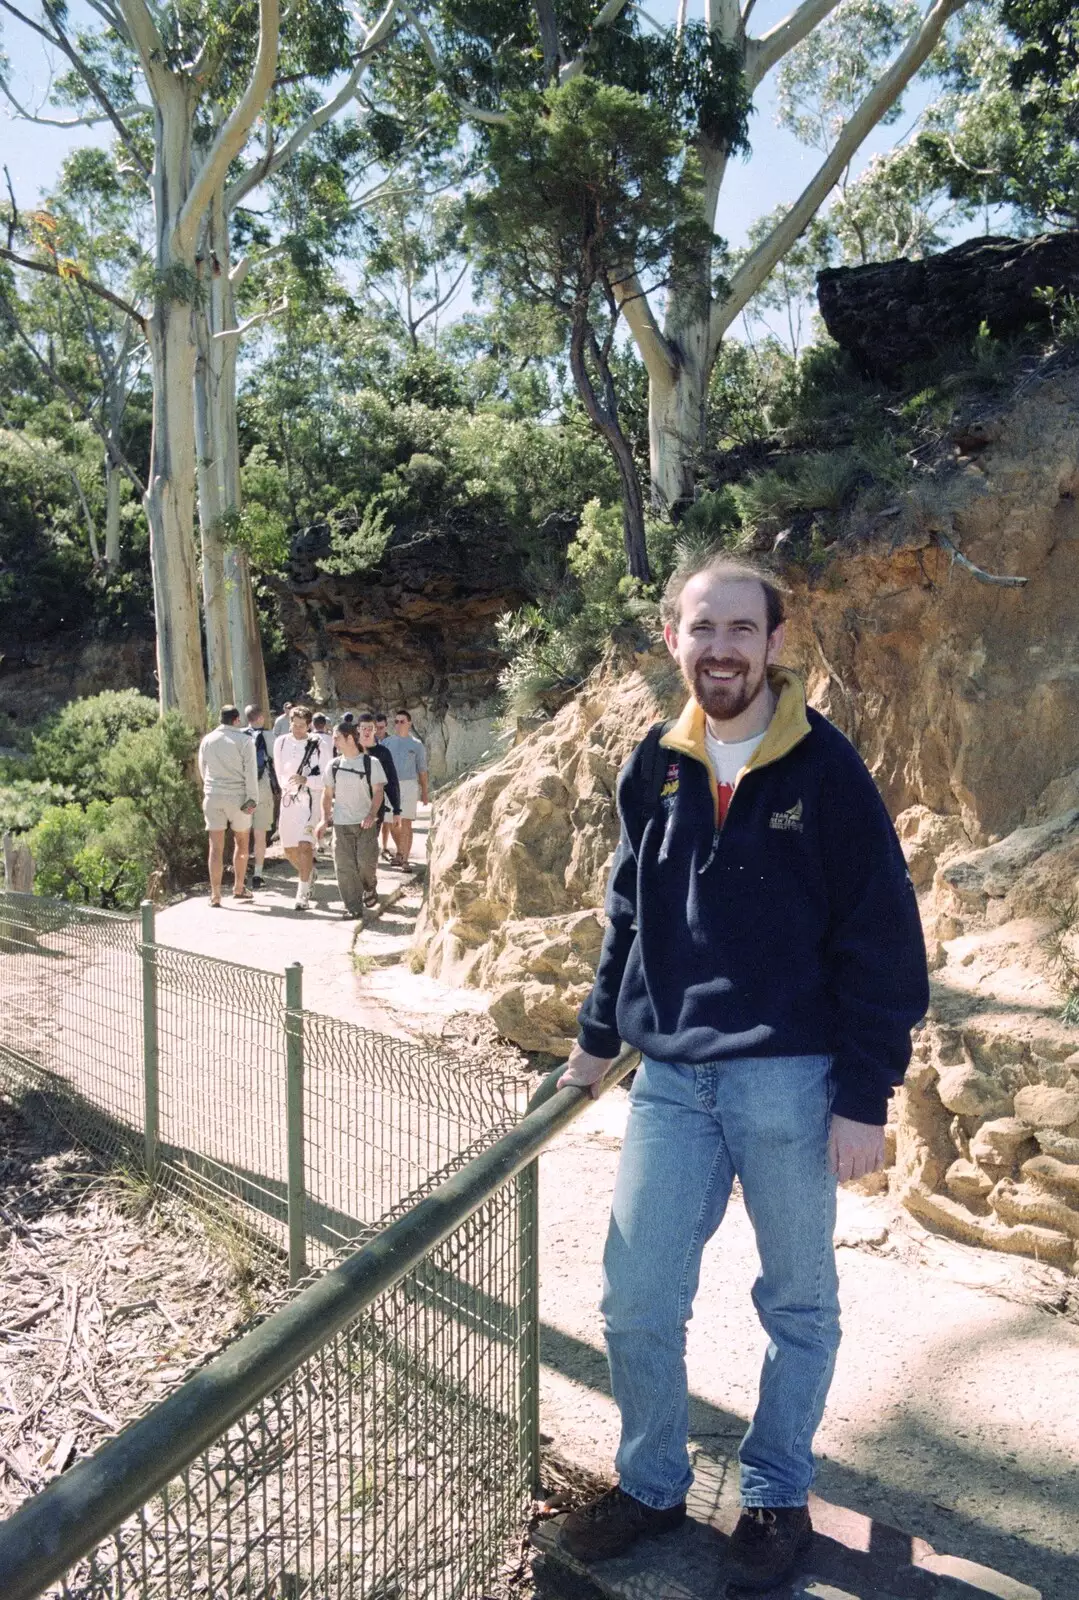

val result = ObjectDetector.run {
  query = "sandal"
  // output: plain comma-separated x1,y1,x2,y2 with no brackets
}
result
209,896,222,908
362,889,379,909
233,887,253,901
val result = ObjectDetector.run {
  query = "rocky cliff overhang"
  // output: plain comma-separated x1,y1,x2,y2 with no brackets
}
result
817,231,1079,381
271,523,536,780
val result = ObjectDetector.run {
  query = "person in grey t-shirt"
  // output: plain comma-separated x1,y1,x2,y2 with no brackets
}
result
381,710,428,870
197,705,258,907
317,721,385,915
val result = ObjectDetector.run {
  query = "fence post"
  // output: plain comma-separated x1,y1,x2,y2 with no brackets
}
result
518,1158,542,1498
285,963,306,1285
140,900,159,1181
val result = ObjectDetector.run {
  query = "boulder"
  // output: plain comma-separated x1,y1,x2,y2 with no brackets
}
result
944,1158,992,1208
479,910,607,1056
1013,1085,1079,1129
816,231,1079,381
1021,1153,1079,1202
895,806,970,890
969,1118,1038,1174
989,1177,1079,1245
935,1064,1010,1119
1034,1129,1079,1164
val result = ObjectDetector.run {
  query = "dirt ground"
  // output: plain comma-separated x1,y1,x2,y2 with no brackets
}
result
0,1098,269,1520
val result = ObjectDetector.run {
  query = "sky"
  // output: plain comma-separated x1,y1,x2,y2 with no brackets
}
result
0,0,960,347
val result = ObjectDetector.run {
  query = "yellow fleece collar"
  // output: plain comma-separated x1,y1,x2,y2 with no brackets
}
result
660,668,812,822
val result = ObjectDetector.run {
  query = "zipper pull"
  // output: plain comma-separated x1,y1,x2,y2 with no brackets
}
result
698,830,720,875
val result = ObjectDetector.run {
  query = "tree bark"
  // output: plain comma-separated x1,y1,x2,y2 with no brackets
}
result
569,311,650,581
197,189,269,714
103,455,122,567
142,73,208,729
195,291,233,714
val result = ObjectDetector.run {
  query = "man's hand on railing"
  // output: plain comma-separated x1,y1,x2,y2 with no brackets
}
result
557,1043,615,1099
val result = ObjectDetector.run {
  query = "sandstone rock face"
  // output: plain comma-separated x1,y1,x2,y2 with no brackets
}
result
419,361,1079,1271
273,526,533,782
0,636,157,727
817,231,1079,380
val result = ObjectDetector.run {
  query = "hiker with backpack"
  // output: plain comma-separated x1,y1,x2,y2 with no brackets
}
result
555,553,929,1593
273,705,325,911
243,703,279,890
316,720,385,916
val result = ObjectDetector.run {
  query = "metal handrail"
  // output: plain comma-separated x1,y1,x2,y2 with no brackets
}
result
0,1050,637,1600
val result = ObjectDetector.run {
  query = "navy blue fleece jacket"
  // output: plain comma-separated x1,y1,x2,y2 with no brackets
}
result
577,670,929,1124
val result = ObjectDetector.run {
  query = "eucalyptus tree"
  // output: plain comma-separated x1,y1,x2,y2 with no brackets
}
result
410,0,972,516
469,77,713,579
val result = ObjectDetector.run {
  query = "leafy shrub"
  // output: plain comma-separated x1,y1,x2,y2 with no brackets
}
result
0,779,73,835
496,500,681,720
29,799,153,909
676,487,744,550
30,690,160,801
100,713,204,889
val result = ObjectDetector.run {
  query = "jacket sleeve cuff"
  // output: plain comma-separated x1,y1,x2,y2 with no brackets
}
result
577,1021,622,1060
830,1071,890,1126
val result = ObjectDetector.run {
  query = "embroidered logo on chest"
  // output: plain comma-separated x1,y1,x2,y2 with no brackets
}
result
659,759,680,802
769,798,804,832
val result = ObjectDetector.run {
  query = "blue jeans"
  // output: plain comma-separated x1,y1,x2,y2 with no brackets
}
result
602,1054,840,1510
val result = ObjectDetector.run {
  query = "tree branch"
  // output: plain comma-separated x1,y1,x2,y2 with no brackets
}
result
0,247,147,331
744,0,846,87
560,0,634,83
0,81,148,127
713,0,968,353
174,0,280,256
0,296,147,495
0,0,150,175
934,529,1028,587
212,298,288,339
227,0,401,209
401,5,510,124
613,268,678,385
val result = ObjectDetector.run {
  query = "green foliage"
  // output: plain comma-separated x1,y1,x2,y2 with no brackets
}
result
30,690,159,801
496,499,679,719
470,77,709,319
777,0,922,154
322,500,394,576
732,451,867,535
677,487,744,550
0,779,73,835
29,798,152,909
99,714,204,890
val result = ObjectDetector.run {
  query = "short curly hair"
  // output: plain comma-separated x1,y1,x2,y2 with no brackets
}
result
660,551,787,634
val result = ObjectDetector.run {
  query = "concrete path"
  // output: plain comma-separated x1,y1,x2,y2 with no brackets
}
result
532,1089,1079,1600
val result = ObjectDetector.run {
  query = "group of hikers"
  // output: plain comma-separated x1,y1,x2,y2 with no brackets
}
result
196,702,429,914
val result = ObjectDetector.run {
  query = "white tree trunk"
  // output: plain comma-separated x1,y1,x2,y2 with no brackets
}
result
195,296,233,713
103,457,122,568
142,75,208,730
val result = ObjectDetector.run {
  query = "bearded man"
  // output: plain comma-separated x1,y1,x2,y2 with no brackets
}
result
557,553,928,1592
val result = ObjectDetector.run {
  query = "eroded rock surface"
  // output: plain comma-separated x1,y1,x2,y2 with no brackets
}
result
417,362,1079,1269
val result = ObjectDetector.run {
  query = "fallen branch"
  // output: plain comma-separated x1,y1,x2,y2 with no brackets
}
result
933,529,1028,588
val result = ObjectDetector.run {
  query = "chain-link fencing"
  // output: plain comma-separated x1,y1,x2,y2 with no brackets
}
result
0,888,549,1599
0,891,526,1279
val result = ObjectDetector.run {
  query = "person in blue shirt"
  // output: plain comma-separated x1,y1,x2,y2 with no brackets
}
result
557,553,928,1592
381,710,429,871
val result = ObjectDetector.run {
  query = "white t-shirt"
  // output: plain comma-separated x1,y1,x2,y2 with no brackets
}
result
274,732,326,793
325,755,386,825
704,727,766,823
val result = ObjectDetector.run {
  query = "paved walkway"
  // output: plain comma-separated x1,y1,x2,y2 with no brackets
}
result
531,1090,1078,1600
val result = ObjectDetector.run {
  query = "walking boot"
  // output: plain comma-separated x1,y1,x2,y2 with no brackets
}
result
560,1486,686,1562
726,1506,812,1592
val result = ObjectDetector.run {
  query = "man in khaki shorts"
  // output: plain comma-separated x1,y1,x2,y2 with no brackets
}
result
197,706,258,907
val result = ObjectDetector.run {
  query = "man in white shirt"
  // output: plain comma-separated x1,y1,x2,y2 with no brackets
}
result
316,721,385,917
272,706,325,911
197,705,258,908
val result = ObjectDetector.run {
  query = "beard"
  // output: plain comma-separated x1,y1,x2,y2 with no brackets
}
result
690,656,768,723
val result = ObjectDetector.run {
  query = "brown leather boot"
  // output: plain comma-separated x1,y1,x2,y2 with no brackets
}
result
560,1485,686,1562
726,1505,813,1591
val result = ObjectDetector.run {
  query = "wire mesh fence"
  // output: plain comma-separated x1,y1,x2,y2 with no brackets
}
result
0,890,527,1272
41,1177,532,1600
0,889,540,1598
